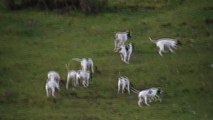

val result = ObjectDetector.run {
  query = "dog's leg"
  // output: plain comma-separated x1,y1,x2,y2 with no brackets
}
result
155,95,162,102
82,79,87,87
127,52,130,63
86,77,89,87
66,76,70,89
123,52,128,63
138,97,143,107
168,46,175,53
117,84,120,94
72,78,76,87
45,85,49,97
158,50,163,56
120,53,124,61
127,83,130,94
114,39,117,51
144,96,150,106
114,39,120,52
148,97,153,103
122,84,125,94
51,87,55,97
74,74,78,87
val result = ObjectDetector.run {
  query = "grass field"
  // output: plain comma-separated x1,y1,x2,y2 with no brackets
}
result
0,0,213,120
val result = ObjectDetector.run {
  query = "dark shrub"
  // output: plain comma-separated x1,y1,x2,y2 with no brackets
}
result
80,0,108,14
4,0,108,14
3,0,22,10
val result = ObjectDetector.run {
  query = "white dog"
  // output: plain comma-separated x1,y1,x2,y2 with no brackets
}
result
114,31,131,52
117,76,130,94
66,70,79,89
45,78,60,97
138,87,162,107
47,71,60,85
118,43,133,64
149,37,181,56
76,70,91,87
65,64,79,89
72,58,94,73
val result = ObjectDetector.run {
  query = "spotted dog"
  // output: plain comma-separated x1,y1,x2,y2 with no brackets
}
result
114,31,131,52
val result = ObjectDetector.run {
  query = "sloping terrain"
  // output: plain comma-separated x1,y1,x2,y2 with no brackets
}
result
0,0,212,119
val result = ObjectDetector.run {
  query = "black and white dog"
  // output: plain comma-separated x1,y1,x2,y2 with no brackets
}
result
114,31,131,52
72,58,94,73
118,43,133,64
138,87,163,107
117,76,130,94
46,71,60,97
76,70,91,87
149,37,181,56
45,78,60,97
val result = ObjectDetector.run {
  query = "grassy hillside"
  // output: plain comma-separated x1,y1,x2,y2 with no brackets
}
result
0,0,212,120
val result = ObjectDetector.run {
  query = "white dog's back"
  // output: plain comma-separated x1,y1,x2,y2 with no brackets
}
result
47,71,60,85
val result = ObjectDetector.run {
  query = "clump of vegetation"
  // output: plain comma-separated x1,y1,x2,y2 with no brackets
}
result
3,0,108,14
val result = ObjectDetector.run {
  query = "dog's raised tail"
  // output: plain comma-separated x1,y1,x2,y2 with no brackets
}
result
149,37,156,44
72,58,82,62
65,63,70,72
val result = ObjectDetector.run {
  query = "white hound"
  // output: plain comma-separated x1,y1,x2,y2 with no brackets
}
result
66,70,79,89
149,37,181,56
114,31,131,52
47,71,60,85
119,43,133,64
138,87,162,107
117,76,130,94
76,70,91,87
72,58,94,73
45,78,60,97
65,64,79,89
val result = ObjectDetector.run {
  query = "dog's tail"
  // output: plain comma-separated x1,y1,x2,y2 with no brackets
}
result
72,58,82,62
118,71,121,77
65,63,70,72
149,37,157,44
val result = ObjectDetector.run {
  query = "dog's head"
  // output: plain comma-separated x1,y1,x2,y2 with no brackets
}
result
157,87,163,95
176,40,182,46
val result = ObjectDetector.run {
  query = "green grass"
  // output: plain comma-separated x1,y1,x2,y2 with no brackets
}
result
0,0,213,120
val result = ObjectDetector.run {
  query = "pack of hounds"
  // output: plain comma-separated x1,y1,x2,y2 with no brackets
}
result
45,31,182,107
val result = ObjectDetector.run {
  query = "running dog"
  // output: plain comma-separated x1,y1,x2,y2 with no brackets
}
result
149,37,181,56
138,87,163,107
